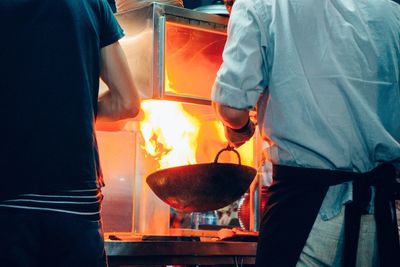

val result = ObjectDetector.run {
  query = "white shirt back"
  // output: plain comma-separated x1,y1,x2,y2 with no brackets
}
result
212,0,400,172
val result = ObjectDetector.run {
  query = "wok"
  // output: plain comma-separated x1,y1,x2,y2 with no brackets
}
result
146,145,257,212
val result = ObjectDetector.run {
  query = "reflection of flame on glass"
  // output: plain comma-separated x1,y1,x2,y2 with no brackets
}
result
139,99,200,169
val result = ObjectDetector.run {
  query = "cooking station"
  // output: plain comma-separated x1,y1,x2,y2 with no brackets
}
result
105,239,257,266
104,228,258,266
96,2,400,267
95,3,265,266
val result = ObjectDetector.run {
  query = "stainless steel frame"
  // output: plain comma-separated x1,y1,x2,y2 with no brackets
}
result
116,3,229,105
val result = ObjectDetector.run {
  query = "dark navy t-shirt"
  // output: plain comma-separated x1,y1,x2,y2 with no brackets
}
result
0,0,124,199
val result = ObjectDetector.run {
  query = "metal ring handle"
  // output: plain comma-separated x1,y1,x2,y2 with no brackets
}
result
214,144,241,165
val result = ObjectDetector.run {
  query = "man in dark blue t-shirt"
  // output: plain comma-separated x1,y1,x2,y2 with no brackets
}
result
0,0,140,266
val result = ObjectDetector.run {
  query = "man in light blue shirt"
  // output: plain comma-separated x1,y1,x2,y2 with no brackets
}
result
212,0,400,266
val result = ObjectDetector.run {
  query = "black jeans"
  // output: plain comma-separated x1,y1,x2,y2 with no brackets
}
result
0,208,107,267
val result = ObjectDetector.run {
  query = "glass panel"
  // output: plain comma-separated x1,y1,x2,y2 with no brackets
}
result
97,131,136,233
164,21,227,101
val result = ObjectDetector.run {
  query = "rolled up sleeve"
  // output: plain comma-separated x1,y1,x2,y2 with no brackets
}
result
211,0,268,109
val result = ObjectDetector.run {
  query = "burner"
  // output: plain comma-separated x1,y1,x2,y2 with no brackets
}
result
141,235,200,242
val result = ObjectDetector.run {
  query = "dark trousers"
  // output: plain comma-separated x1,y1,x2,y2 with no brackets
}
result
0,208,107,267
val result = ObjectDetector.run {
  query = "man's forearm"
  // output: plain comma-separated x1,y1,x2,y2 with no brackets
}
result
97,90,139,122
97,41,141,122
212,102,250,129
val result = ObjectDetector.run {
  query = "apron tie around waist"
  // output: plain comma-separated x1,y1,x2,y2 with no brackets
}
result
255,163,400,267
344,164,400,267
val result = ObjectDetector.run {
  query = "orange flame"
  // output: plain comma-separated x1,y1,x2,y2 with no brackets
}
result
139,100,200,169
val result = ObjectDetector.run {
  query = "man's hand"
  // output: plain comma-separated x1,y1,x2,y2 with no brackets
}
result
224,119,256,148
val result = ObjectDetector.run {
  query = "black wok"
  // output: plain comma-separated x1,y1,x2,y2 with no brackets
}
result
146,145,257,212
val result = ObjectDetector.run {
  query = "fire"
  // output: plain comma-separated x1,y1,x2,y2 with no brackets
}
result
139,100,254,169
139,100,200,169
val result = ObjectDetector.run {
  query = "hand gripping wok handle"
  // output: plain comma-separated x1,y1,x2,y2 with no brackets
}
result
214,144,241,165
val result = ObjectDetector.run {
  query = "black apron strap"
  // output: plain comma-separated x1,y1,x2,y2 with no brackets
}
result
372,164,400,267
343,178,371,267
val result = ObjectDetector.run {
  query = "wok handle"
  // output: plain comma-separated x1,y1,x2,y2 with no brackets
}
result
214,144,241,165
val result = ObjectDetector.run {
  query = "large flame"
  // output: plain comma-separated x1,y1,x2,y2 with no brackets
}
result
139,99,254,169
139,100,200,169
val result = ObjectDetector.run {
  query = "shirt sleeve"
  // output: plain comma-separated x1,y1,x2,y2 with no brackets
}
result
211,0,269,109
99,0,124,48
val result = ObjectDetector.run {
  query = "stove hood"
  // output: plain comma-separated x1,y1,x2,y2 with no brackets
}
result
114,3,228,105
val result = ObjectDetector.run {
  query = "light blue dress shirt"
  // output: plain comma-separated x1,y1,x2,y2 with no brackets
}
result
212,0,400,219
